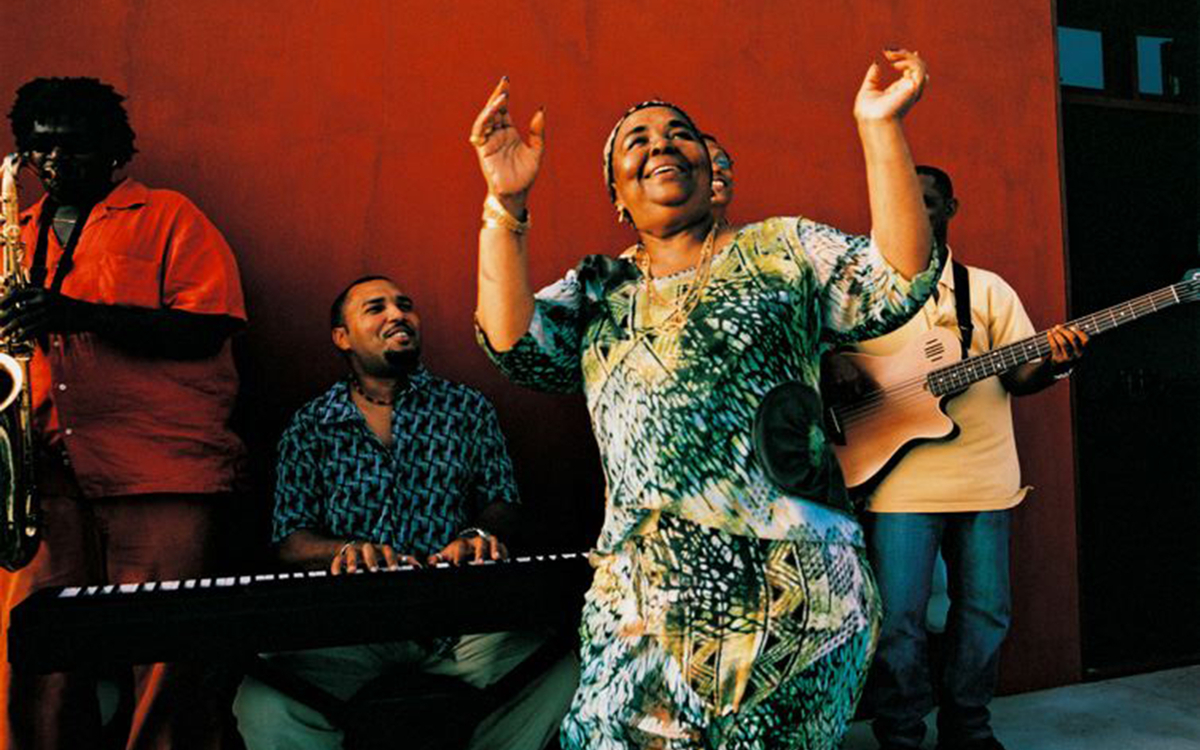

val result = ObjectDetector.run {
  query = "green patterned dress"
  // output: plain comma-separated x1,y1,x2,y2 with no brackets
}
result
481,217,940,749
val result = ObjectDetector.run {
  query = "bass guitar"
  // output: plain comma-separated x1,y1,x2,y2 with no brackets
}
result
827,268,1200,488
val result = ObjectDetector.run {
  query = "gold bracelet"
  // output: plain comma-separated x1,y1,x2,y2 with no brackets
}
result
481,194,530,234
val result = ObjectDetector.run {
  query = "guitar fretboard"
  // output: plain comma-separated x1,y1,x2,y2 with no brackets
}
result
928,273,1200,396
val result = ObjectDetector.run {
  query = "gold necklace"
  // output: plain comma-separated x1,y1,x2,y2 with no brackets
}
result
633,219,719,333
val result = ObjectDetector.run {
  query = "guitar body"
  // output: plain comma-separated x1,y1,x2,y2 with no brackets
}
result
829,327,963,488
825,268,1200,489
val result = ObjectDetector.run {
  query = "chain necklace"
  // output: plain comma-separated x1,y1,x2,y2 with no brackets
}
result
633,219,719,333
350,374,396,406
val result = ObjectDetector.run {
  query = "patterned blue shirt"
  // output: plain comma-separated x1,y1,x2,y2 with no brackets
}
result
272,368,520,558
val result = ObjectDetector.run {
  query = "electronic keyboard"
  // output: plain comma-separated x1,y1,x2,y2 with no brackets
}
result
8,552,592,673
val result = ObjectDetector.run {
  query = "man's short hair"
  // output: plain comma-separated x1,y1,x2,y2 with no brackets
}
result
9,77,138,168
916,165,954,201
330,275,393,328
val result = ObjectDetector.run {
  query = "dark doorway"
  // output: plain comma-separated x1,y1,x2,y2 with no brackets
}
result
1058,0,1200,677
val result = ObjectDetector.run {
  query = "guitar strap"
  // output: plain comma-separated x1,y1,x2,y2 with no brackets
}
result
952,260,973,357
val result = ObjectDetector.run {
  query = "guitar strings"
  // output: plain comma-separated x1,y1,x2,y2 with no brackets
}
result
833,283,1194,423
830,280,1198,426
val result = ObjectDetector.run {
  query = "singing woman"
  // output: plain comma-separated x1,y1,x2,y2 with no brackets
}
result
471,50,938,749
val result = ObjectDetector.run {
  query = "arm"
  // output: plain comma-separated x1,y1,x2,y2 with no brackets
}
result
0,288,241,359
471,77,546,351
853,50,932,279
1001,324,1089,396
432,397,521,565
0,194,245,358
798,218,941,345
271,415,418,575
431,501,518,566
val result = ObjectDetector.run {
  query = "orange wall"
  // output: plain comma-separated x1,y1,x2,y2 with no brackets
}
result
0,0,1078,691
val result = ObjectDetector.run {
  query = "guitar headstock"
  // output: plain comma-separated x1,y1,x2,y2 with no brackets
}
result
1180,269,1200,303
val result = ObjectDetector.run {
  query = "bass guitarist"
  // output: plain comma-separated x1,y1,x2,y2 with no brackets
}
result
824,165,1086,750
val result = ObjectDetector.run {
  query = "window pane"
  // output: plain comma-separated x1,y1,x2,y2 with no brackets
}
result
1136,35,1173,95
1058,27,1105,89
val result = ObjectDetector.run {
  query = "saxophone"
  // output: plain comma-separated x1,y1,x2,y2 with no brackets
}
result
0,153,40,570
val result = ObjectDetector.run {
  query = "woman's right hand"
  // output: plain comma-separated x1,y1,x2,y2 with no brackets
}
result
470,77,545,213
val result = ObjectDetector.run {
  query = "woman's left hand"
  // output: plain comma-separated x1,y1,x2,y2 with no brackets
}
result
853,49,928,124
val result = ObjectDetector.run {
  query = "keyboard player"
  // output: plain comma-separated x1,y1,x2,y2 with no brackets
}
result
232,275,576,750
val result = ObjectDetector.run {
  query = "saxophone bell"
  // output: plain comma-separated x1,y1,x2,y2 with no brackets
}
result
0,354,22,412
0,152,41,571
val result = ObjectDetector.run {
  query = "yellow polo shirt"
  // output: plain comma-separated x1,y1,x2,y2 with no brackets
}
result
854,253,1036,513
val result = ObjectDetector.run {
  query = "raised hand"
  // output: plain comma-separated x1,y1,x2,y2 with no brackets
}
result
470,77,545,207
854,49,928,124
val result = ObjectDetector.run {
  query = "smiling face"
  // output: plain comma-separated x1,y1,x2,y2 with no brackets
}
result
704,136,734,217
332,278,422,376
609,106,711,229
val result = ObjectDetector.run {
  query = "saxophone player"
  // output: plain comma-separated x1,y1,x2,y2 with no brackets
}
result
0,77,246,750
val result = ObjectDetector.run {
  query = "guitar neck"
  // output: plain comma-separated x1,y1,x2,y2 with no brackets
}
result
928,279,1194,396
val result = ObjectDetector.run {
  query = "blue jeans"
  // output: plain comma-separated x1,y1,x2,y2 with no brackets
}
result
864,510,1011,748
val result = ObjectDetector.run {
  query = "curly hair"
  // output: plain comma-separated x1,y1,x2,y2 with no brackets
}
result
8,77,137,167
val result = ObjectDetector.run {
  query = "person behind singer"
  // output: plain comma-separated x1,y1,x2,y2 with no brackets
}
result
232,275,576,750
702,133,734,226
832,165,1087,750
0,77,247,750
471,49,939,749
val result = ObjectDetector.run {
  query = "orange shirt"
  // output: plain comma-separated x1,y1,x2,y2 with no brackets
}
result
18,179,247,497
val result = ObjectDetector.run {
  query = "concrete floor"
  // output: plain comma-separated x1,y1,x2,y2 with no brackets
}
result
841,665,1200,749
